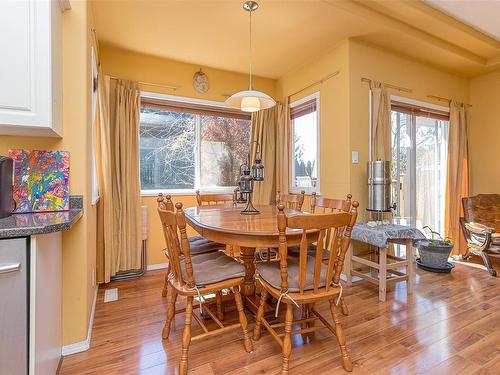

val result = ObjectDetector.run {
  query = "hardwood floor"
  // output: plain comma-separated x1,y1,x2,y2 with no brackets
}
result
60,262,500,375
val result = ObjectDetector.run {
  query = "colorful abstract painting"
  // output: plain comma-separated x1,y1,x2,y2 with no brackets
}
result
8,149,70,213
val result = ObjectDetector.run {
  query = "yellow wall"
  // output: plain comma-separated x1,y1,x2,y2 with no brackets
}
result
99,43,277,266
0,1,96,346
469,70,500,195
277,40,351,200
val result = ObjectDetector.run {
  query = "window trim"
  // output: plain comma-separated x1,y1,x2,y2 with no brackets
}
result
90,46,99,205
289,91,321,195
139,91,250,196
391,95,449,115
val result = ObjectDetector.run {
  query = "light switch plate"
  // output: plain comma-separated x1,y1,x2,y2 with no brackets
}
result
351,151,359,164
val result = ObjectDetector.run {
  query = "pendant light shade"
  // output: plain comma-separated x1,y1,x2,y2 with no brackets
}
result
226,90,276,113
225,1,276,113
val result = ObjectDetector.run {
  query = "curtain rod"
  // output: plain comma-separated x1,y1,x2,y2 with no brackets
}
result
288,70,340,98
361,77,412,93
109,76,178,91
427,94,472,107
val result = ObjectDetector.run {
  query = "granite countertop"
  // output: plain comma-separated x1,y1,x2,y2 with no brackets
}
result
0,196,83,239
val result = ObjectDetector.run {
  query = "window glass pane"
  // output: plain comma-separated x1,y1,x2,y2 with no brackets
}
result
415,116,448,234
139,108,196,190
292,110,318,189
200,115,251,187
391,110,411,218
391,108,448,234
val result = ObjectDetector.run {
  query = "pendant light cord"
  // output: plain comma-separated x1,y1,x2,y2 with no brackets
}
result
249,8,253,90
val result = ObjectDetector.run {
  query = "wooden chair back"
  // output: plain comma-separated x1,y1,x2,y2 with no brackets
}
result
157,193,174,211
310,192,352,214
462,194,500,232
158,199,196,289
196,190,235,206
276,190,305,210
310,193,353,258
277,201,358,294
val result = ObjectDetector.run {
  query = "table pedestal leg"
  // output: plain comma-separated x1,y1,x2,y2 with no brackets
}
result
239,246,274,315
240,247,256,297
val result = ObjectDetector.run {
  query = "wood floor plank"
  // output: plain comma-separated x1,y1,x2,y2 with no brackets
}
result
425,355,482,375
60,262,500,374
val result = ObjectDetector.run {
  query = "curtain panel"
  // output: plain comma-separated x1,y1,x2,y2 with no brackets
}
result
250,100,290,205
445,100,469,254
95,75,142,283
370,81,392,161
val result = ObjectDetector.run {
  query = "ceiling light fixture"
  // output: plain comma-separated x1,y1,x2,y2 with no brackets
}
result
225,1,276,113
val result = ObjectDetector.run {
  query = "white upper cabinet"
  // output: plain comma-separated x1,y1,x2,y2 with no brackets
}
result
0,0,63,137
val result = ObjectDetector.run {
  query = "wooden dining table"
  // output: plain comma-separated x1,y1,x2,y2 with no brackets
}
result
184,204,318,312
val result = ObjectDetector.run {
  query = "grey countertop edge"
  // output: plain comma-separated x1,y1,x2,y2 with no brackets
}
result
0,195,84,239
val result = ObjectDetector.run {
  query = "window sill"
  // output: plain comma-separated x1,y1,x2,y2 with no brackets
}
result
290,188,320,196
141,187,237,197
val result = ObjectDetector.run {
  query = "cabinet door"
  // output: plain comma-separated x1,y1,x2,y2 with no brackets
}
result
30,232,62,375
0,238,29,375
0,0,55,135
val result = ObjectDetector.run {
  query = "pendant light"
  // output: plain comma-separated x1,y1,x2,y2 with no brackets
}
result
225,1,276,113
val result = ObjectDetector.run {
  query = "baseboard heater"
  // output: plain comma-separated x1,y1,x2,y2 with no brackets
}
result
111,205,148,281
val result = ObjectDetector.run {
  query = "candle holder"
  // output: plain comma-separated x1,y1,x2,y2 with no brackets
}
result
239,141,264,215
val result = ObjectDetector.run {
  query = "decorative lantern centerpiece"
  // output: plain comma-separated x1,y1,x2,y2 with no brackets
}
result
234,185,247,204
251,141,264,181
238,141,264,215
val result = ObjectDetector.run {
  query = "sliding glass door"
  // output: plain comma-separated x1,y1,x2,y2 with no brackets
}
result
391,104,449,234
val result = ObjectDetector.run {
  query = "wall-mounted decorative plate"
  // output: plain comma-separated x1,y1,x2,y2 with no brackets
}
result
193,69,209,93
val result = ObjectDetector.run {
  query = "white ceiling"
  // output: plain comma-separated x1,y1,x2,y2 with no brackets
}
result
425,0,500,41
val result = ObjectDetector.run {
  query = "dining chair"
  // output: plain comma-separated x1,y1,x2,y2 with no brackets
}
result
158,194,227,320
196,190,236,258
195,190,238,318
257,190,307,262
253,201,359,374
196,190,236,206
158,202,253,375
289,192,353,315
276,190,306,210
289,192,353,259
310,192,352,214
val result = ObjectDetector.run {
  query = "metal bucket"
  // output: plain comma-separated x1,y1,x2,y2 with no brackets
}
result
367,160,392,212
417,240,453,269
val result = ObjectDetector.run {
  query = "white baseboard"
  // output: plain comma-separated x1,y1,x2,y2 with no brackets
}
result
62,286,98,356
146,262,168,271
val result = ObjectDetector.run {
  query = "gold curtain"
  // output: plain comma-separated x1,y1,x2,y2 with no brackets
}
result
95,75,142,283
250,100,290,205
444,100,469,255
370,81,392,161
